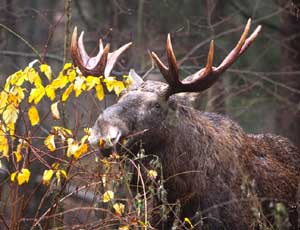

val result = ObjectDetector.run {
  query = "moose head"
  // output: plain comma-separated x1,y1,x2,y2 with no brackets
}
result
71,19,261,156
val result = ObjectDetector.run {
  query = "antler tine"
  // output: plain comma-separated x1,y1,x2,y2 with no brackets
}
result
99,39,104,54
202,40,215,77
181,40,215,86
92,43,110,76
150,51,169,80
78,31,90,64
239,25,262,56
215,18,252,75
150,34,181,89
71,27,84,68
104,42,132,78
180,40,217,92
70,26,132,77
166,34,181,87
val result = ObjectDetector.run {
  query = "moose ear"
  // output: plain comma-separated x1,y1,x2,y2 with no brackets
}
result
127,69,144,90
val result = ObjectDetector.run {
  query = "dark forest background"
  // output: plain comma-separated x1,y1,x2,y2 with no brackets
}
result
1,0,299,148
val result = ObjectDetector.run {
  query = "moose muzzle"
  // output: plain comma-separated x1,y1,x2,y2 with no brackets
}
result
88,125,122,156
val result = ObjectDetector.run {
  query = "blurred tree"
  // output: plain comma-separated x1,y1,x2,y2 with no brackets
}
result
276,2,300,148
205,0,227,114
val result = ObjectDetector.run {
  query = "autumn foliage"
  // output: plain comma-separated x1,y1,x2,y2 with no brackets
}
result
0,61,145,229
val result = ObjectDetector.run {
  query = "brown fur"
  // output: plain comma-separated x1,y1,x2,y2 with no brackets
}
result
89,80,300,229
156,105,300,229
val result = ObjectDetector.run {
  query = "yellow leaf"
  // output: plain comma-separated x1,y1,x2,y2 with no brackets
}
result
103,77,115,92
98,138,106,148
66,69,77,82
103,77,125,96
74,76,86,97
28,85,45,104
66,138,78,158
28,105,40,126
138,221,147,227
42,169,54,185
40,64,52,81
10,86,25,105
44,134,56,152
56,170,67,184
0,122,7,133
184,217,193,228
2,104,18,125
10,172,17,182
86,76,100,90
101,158,111,169
84,128,91,136
102,190,114,203
113,81,125,96
51,162,60,170
6,70,25,87
63,63,72,70
113,203,125,216
148,170,158,179
52,126,72,142
59,169,67,178
7,93,19,107
7,122,15,136
51,101,60,120
62,84,74,102
123,75,133,88
73,143,88,160
24,67,42,86
4,81,10,92
18,138,28,148
80,135,89,144
45,85,56,101
13,143,23,162
51,75,68,89
0,91,8,113
52,126,72,139
0,134,9,158
17,168,31,185
118,226,129,230
95,84,104,101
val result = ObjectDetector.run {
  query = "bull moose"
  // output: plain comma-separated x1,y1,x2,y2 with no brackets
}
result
71,19,300,229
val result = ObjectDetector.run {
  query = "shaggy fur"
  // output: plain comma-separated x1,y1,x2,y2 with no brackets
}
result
89,80,300,229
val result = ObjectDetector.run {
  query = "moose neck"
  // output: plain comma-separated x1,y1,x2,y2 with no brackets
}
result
138,102,249,191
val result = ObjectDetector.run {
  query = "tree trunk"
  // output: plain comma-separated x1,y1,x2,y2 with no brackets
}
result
205,0,227,114
276,4,300,148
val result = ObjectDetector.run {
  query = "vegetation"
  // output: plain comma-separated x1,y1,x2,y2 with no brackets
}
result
0,61,148,229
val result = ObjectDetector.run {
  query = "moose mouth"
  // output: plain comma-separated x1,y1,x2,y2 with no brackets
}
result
96,129,149,157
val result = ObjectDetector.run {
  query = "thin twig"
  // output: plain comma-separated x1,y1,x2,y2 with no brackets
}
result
0,214,9,230
0,23,41,60
0,50,63,63
63,0,72,64
41,13,65,63
142,51,155,80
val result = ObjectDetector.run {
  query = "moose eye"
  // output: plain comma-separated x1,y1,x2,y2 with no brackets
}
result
154,103,161,109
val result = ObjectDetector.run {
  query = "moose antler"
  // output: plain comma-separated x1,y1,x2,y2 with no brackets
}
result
151,19,262,98
71,27,132,77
